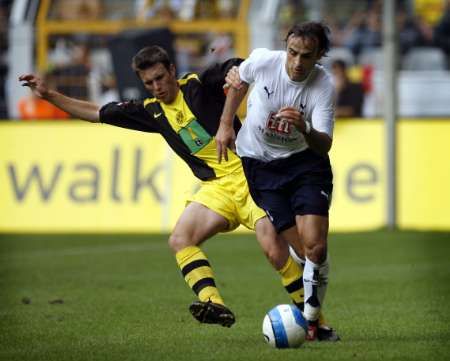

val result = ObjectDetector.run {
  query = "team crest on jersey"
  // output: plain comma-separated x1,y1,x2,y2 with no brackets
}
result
176,110,184,124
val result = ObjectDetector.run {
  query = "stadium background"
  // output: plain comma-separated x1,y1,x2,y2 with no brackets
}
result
1,1,450,361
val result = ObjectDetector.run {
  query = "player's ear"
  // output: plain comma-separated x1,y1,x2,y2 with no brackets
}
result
317,49,325,61
169,64,176,77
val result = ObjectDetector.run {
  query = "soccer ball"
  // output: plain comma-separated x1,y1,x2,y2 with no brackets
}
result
262,304,307,348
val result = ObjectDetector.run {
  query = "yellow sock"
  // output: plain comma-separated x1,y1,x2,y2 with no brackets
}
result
175,246,224,305
278,256,304,308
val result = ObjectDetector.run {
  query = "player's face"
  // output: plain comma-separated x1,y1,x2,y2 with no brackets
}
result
285,35,323,82
138,63,178,103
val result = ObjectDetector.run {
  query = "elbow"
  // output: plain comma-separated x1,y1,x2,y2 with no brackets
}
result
84,114,100,123
323,144,332,156
316,138,332,157
317,148,330,157
89,108,101,123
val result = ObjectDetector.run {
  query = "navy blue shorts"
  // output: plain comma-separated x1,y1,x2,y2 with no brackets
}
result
241,149,333,234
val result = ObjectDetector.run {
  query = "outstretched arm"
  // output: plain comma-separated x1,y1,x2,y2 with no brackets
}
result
19,73,100,122
216,66,249,162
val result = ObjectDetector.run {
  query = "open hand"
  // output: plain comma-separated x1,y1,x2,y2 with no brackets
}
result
19,74,50,99
216,123,236,163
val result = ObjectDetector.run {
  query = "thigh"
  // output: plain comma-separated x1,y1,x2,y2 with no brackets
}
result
231,169,266,231
171,202,229,248
187,178,239,231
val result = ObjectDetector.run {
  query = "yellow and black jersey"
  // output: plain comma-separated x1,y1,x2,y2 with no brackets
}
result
99,58,243,180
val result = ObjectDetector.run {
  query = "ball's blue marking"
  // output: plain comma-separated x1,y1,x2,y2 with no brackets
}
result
268,307,289,348
290,305,307,331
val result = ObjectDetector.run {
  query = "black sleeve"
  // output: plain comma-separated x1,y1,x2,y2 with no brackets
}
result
199,58,244,99
434,15,450,53
99,100,158,133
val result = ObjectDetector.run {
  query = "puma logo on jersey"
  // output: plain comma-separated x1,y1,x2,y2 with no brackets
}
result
264,86,274,99
300,103,306,115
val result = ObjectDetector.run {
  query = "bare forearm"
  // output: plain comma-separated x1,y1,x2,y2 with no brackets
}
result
216,84,248,161
304,129,332,157
45,90,100,122
220,84,249,125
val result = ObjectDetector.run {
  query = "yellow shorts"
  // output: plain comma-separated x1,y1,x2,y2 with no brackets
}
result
187,166,266,231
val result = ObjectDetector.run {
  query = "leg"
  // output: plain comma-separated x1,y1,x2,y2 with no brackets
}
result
283,226,305,261
283,226,307,308
169,201,228,253
297,214,331,339
284,224,338,337
254,217,289,270
256,211,337,341
232,168,305,319
279,226,305,310
169,202,235,327
297,214,328,265
254,218,305,310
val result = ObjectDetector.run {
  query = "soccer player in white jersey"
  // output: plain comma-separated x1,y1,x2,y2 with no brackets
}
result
216,22,338,341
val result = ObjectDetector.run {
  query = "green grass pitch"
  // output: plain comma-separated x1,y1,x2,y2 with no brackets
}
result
0,231,449,361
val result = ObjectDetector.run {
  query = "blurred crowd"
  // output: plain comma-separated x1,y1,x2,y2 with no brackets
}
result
277,0,449,57
278,0,450,118
2,0,450,120
47,0,238,21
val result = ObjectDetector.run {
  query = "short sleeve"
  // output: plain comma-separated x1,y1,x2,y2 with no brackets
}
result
311,85,335,138
239,48,271,84
199,58,244,99
99,100,158,133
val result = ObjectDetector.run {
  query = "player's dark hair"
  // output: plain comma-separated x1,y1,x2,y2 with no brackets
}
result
131,45,172,73
285,22,331,56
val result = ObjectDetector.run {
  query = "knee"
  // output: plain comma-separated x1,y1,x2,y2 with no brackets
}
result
168,233,189,253
256,218,289,269
262,240,289,270
264,249,286,270
306,242,327,264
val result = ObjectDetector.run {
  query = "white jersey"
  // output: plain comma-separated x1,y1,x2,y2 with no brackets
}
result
236,48,335,162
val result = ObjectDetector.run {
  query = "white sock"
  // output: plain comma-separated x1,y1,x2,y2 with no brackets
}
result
303,256,329,321
289,246,305,267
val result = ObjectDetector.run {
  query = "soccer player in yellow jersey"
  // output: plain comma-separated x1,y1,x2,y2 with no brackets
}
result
19,45,311,331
